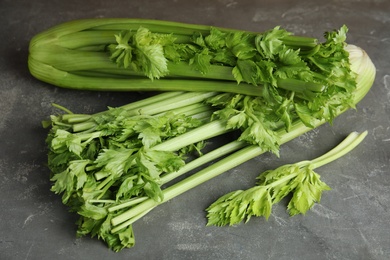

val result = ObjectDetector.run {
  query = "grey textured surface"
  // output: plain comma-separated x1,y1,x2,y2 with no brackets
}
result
1,0,389,259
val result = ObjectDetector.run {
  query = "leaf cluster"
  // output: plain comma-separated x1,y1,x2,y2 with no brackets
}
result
108,27,175,79
207,93,281,155
298,28,356,122
206,130,368,227
206,162,331,226
200,26,357,157
107,26,357,160
45,105,205,250
108,26,310,85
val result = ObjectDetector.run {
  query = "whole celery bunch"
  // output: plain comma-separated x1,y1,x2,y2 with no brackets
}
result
37,20,376,251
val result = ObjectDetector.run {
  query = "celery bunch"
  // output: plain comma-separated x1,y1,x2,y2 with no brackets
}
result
30,18,350,99
33,19,376,251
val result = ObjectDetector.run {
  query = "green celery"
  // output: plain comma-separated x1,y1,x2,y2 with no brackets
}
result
29,18,325,96
39,20,376,251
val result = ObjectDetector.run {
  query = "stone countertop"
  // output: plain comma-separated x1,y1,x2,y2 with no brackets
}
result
1,0,389,259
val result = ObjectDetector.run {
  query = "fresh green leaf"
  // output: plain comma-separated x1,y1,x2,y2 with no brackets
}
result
189,48,212,74
287,167,331,216
255,26,291,59
78,202,108,220
226,31,256,59
94,148,137,179
234,59,260,85
205,28,227,50
50,160,90,204
109,27,175,79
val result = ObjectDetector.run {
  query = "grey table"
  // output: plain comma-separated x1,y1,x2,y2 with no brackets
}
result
1,0,389,259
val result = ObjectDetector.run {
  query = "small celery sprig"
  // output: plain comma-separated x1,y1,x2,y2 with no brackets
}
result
206,131,367,226
108,27,175,79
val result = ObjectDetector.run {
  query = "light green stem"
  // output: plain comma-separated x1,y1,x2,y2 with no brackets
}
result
309,131,368,169
108,197,149,213
28,57,263,96
69,91,212,133
160,141,247,185
263,131,368,189
151,120,229,152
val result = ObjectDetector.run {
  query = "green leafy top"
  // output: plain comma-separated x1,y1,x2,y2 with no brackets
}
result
108,25,355,104
206,131,367,226
107,26,357,157
207,93,281,155
46,106,204,207
206,161,331,226
201,26,356,154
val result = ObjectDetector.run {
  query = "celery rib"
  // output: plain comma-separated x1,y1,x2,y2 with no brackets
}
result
29,58,264,96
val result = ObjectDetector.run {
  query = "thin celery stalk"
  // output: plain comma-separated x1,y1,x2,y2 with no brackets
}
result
30,45,236,81
125,91,217,116
28,57,263,96
56,30,193,49
160,141,247,185
154,102,212,117
55,31,119,49
31,18,318,52
110,130,367,232
30,46,117,71
70,92,213,133
151,120,230,152
309,131,368,169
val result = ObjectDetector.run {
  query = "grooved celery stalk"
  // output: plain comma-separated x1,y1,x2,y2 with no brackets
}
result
28,57,263,95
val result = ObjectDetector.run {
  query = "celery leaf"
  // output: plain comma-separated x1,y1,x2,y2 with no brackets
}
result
207,162,332,226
